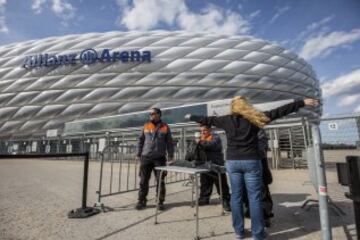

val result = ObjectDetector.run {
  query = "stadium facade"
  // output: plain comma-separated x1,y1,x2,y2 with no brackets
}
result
0,31,321,139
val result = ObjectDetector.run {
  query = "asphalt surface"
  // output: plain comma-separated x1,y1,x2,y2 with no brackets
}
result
0,159,357,240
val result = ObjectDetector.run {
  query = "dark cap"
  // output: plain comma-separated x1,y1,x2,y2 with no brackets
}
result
199,123,211,129
151,107,162,116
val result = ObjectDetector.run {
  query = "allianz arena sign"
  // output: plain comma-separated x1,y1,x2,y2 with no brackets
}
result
22,48,152,69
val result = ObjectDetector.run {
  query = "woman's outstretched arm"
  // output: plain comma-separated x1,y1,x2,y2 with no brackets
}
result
264,98,319,121
185,114,225,129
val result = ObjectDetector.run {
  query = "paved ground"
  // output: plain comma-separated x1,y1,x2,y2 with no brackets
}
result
0,159,357,240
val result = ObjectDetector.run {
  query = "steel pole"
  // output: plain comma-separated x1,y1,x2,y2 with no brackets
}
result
311,124,332,240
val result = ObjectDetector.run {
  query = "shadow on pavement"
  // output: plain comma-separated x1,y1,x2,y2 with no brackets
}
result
267,193,355,240
94,192,356,240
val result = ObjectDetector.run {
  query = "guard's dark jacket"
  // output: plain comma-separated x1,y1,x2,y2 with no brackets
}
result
137,120,174,159
189,99,305,160
198,132,224,165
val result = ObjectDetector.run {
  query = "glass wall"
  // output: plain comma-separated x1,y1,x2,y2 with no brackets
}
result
64,104,207,134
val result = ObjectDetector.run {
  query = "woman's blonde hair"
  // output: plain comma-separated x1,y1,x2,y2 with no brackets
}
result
231,96,270,128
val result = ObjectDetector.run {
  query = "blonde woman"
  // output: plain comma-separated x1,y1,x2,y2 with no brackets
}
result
185,97,318,240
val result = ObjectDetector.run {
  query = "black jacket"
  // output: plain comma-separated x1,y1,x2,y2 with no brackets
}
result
198,133,224,165
189,99,305,160
257,129,268,159
137,120,174,159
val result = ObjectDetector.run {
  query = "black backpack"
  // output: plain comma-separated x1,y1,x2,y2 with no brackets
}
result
185,141,207,166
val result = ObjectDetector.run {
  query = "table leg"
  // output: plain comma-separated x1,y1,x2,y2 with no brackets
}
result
191,175,195,207
154,170,163,224
218,172,225,215
195,173,200,239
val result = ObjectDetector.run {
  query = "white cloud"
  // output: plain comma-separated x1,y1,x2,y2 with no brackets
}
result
280,15,335,51
118,0,183,30
31,0,76,24
177,6,250,35
116,0,250,35
322,69,360,100
0,0,8,33
269,6,290,24
338,94,360,107
296,15,334,44
52,0,76,21
306,15,334,33
299,29,360,60
31,0,46,14
0,16,7,33
319,76,328,83
249,10,261,20
354,105,360,113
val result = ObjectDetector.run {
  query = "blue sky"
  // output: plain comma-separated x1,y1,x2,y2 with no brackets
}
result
0,0,359,116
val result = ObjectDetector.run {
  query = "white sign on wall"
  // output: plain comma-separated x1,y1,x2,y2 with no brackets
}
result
31,141,37,152
98,138,106,152
13,144,19,151
328,122,338,131
46,129,58,137
207,99,232,116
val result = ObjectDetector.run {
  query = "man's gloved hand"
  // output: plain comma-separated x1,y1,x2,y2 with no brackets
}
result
184,114,191,120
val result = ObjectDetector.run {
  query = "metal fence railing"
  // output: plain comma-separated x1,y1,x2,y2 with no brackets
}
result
320,115,360,149
265,119,310,170
0,120,312,171
1,115,358,169
95,145,188,206
317,115,360,166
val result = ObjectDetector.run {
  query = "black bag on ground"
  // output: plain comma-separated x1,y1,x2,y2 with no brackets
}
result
243,184,274,221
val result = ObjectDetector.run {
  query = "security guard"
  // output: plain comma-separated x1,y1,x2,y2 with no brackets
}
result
196,124,231,211
135,108,174,210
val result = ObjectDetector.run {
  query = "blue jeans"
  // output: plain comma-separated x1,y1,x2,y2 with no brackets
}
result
226,160,265,240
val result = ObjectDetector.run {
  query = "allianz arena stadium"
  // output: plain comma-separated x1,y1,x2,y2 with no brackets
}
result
0,31,321,138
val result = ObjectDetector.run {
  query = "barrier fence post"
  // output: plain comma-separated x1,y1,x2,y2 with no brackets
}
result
81,152,89,208
68,152,101,218
311,124,332,240
96,152,105,207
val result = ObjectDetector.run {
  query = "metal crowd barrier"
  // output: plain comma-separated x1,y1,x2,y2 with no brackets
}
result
95,145,188,208
266,120,309,170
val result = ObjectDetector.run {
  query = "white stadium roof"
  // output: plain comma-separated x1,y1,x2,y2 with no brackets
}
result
0,31,321,138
